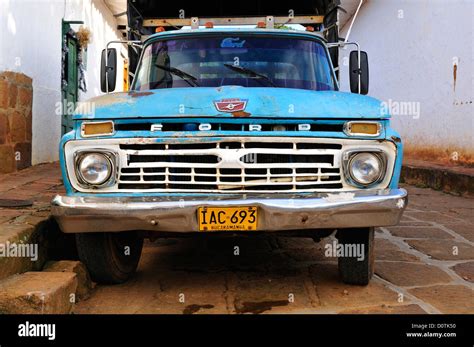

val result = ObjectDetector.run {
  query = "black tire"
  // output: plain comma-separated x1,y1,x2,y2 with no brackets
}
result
76,231,143,284
336,227,374,285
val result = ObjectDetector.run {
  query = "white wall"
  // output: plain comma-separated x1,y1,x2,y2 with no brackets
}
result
71,0,126,100
0,0,125,164
339,0,473,159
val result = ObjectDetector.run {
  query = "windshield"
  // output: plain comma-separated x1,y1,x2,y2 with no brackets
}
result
133,34,337,92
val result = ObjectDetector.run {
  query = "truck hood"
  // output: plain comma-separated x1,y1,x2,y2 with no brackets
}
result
74,86,389,120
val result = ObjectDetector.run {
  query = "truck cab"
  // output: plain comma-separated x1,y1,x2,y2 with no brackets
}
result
52,15,407,285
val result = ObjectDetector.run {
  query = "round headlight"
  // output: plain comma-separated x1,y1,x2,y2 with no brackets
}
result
348,152,383,186
77,153,112,186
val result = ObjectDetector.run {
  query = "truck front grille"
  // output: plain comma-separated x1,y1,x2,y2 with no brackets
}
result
117,139,343,193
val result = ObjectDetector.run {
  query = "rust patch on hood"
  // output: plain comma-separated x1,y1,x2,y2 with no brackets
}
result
128,91,154,98
232,111,251,117
390,135,401,143
85,92,133,107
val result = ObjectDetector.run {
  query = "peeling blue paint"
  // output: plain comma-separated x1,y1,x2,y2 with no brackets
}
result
59,130,75,195
386,125,404,189
74,88,389,121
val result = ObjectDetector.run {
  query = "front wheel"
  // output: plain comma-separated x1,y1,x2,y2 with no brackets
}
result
336,227,374,285
76,231,143,284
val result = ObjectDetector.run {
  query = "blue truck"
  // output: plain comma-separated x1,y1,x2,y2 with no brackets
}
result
51,4,407,285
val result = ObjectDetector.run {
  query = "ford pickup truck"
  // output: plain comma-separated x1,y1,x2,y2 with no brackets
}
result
51,13,407,285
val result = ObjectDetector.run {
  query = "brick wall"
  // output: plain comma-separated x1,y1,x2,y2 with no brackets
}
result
0,71,33,174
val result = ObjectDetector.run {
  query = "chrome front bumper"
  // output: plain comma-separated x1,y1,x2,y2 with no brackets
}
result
51,189,407,233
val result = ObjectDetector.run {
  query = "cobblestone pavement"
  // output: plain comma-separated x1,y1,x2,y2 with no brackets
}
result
0,163,64,225
0,163,472,314
74,188,473,314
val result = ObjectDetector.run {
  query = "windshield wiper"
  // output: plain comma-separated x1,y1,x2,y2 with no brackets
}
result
155,64,199,87
223,63,276,87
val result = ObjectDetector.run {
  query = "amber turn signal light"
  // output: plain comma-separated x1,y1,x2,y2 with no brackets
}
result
81,121,115,137
344,122,381,136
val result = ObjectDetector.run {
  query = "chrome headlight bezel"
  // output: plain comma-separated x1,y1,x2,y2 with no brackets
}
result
343,149,387,188
74,151,117,188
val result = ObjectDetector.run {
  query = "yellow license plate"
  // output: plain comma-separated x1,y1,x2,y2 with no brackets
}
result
198,206,258,231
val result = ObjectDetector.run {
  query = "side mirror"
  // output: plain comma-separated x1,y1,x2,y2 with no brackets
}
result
349,50,369,95
101,48,117,92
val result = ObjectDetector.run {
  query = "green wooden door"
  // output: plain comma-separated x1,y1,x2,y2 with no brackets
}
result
61,26,79,135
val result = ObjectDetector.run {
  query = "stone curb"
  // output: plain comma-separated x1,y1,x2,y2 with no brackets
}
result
401,160,474,196
0,218,49,281
43,260,94,301
0,259,93,314
0,213,77,281
0,271,77,314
